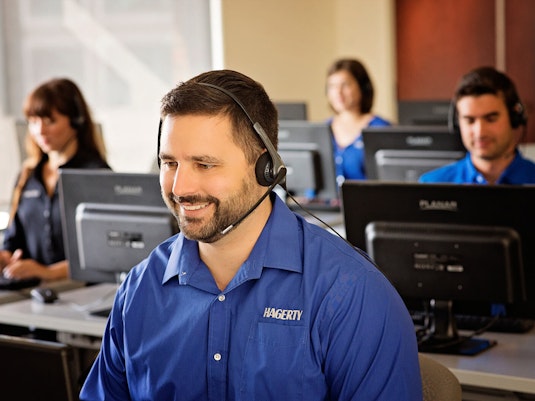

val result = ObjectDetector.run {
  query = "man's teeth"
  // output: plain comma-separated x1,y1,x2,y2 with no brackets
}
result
182,203,209,211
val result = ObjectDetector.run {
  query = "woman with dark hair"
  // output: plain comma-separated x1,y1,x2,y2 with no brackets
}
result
326,58,391,182
0,78,110,282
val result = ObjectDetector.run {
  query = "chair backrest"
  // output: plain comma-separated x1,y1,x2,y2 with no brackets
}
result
419,353,462,401
0,334,78,401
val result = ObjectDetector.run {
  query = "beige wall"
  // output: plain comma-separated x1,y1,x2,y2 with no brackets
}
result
220,0,397,122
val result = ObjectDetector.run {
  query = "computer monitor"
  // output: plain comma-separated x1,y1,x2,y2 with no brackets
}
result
274,102,308,120
277,120,339,209
15,119,28,163
398,100,451,126
341,181,533,355
59,169,178,284
362,125,466,182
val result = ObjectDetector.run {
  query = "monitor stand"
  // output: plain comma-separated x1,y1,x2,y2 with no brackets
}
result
417,299,496,356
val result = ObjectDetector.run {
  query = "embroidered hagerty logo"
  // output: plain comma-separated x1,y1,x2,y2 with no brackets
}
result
263,307,303,321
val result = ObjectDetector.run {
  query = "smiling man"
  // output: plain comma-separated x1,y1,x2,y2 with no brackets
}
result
420,66,535,184
81,69,422,401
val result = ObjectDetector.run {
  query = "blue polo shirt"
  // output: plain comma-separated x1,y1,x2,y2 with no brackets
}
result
329,115,391,183
419,150,535,184
81,195,422,401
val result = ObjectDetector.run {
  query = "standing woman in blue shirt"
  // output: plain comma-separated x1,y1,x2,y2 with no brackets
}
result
0,78,110,281
326,58,391,184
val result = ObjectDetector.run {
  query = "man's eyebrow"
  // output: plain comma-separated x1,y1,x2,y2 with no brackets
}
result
159,152,174,160
461,111,500,119
191,155,222,164
482,111,500,119
158,153,221,162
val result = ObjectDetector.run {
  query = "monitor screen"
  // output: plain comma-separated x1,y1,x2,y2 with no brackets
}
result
59,169,178,284
397,100,451,126
362,125,466,182
341,181,534,354
274,102,308,120
277,121,339,209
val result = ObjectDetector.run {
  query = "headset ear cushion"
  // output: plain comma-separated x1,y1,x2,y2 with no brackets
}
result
448,101,460,136
255,152,274,186
70,115,85,129
510,102,526,129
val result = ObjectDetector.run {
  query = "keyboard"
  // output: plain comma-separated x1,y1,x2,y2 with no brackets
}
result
0,275,41,290
455,314,534,334
411,311,534,334
287,195,341,212
89,307,112,318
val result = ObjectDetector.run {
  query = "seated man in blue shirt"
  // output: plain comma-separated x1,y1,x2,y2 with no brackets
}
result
420,66,535,184
81,70,422,400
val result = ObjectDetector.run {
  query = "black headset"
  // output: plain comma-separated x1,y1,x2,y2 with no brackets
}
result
70,89,86,129
198,82,286,186
157,82,286,187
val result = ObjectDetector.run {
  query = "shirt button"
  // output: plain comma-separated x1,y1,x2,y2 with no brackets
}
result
218,294,225,302
213,353,222,361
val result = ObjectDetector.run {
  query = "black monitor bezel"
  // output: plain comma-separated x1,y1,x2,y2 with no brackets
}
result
341,181,535,319
362,125,466,181
277,120,339,206
59,169,176,284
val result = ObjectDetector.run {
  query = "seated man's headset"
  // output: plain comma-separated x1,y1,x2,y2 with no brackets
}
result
448,77,528,136
198,82,287,188
157,82,287,235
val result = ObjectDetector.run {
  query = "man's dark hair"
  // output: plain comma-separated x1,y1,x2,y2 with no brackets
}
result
160,69,278,165
454,66,526,128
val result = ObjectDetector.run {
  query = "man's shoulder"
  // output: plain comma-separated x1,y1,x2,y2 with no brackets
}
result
299,217,378,275
518,153,535,170
508,154,535,183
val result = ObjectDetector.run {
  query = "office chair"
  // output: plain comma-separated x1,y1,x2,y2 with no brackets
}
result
419,353,462,401
0,334,79,401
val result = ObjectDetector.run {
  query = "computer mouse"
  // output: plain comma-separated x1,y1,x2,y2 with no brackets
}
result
30,287,59,304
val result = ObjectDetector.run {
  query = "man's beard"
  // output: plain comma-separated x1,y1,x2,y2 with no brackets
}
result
162,175,262,243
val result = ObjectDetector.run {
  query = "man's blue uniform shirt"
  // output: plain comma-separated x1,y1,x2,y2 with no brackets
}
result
419,150,535,184
81,195,422,401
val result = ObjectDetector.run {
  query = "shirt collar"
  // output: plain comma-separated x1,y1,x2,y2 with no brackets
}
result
465,149,525,184
162,193,303,288
464,154,487,184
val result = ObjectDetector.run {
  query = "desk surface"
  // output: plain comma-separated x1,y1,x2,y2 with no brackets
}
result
425,328,535,394
0,283,115,337
0,282,533,394
0,279,85,305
